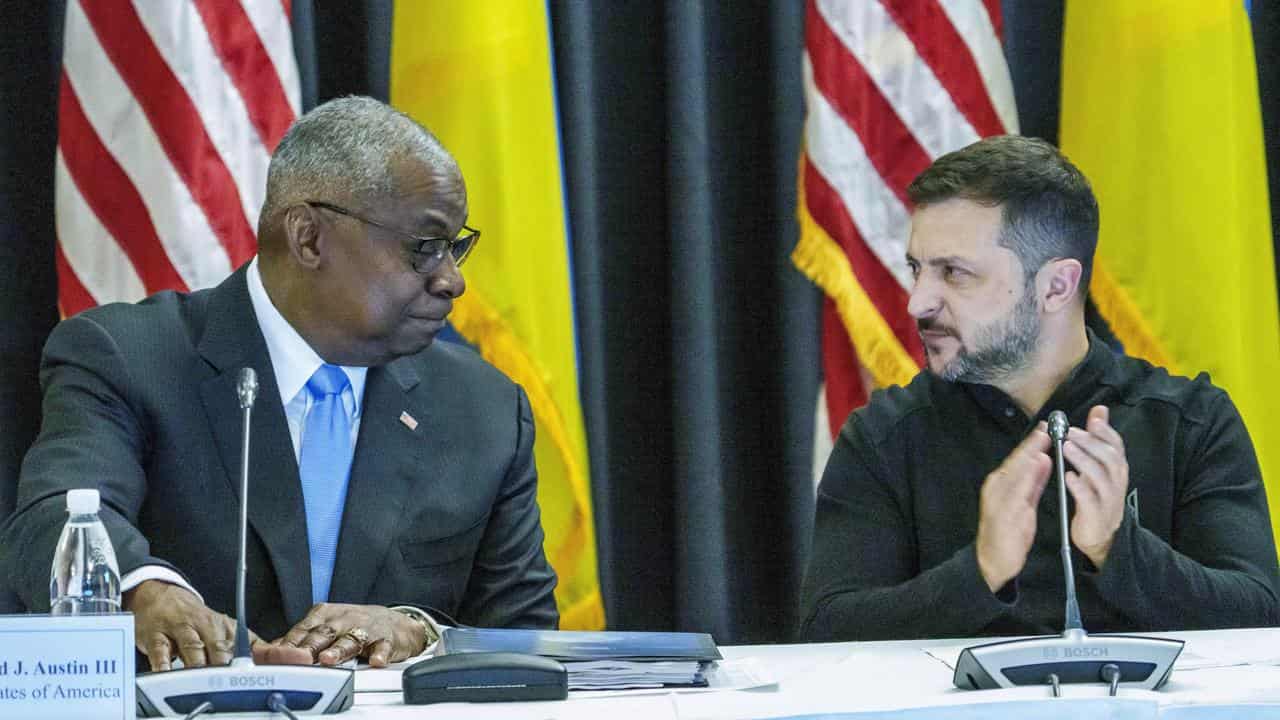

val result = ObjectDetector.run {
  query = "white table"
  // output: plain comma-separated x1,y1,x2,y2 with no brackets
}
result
260,628,1280,719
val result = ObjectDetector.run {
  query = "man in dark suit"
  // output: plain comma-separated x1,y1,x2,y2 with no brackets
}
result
1,96,558,670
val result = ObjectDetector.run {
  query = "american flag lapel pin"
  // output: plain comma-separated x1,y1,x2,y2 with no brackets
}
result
399,411,419,431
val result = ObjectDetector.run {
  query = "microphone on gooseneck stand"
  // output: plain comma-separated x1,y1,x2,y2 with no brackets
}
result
953,410,1183,695
1047,411,1083,636
233,367,257,664
135,368,355,717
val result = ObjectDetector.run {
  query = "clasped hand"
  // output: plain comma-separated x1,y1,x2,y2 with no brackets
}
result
127,581,426,672
976,405,1128,593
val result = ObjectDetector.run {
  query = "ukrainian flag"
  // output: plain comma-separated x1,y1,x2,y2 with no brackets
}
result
1061,2,1280,544
391,1,603,629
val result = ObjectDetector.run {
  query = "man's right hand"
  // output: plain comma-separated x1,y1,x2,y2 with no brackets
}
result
975,424,1053,593
126,579,255,671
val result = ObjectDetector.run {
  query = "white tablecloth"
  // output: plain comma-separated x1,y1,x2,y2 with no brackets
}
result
234,627,1280,719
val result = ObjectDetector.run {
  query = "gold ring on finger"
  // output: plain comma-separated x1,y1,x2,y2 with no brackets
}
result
343,627,371,651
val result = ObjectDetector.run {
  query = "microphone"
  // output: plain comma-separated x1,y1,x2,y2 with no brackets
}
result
953,410,1182,694
136,367,355,717
1047,410,1083,634
235,366,258,409
234,368,256,660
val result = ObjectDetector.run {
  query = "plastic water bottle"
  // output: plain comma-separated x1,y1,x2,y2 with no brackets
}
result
49,488,121,615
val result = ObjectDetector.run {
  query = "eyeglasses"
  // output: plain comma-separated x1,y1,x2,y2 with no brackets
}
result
306,201,480,275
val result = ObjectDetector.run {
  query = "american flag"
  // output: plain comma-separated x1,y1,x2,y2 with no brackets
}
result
55,0,300,315
794,0,1019,464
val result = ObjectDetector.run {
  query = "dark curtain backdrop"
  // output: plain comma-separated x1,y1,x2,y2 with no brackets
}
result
0,0,63,614
1255,0,1280,297
3,0,1279,639
548,2,817,642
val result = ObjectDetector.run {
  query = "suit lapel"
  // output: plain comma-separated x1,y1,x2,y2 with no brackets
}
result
196,268,313,624
328,358,424,603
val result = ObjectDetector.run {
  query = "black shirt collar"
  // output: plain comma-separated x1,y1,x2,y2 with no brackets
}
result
948,328,1116,431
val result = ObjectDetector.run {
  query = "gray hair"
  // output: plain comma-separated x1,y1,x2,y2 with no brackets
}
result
258,96,456,240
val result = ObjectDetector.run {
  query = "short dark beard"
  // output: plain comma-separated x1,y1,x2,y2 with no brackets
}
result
935,283,1041,384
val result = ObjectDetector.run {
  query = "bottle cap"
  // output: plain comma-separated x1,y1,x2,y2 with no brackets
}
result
66,488,100,514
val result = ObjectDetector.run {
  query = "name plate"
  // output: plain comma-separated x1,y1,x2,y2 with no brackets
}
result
0,613,135,720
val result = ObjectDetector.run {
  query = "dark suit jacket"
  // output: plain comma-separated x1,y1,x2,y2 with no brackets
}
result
0,267,558,637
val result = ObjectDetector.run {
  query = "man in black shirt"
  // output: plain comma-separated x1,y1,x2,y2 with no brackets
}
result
799,136,1280,641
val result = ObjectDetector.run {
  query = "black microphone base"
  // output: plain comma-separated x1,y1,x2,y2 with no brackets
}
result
136,658,354,716
953,629,1183,691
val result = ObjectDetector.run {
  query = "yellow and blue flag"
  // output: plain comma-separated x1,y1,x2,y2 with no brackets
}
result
1061,1,1280,542
391,1,603,629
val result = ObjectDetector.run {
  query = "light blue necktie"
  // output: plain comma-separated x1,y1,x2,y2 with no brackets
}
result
298,364,355,604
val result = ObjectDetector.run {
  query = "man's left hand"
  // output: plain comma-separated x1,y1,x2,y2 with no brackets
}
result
1062,405,1129,568
256,604,426,668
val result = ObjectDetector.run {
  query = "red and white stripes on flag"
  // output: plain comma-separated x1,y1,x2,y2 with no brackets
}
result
793,0,1019,464
55,0,300,316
